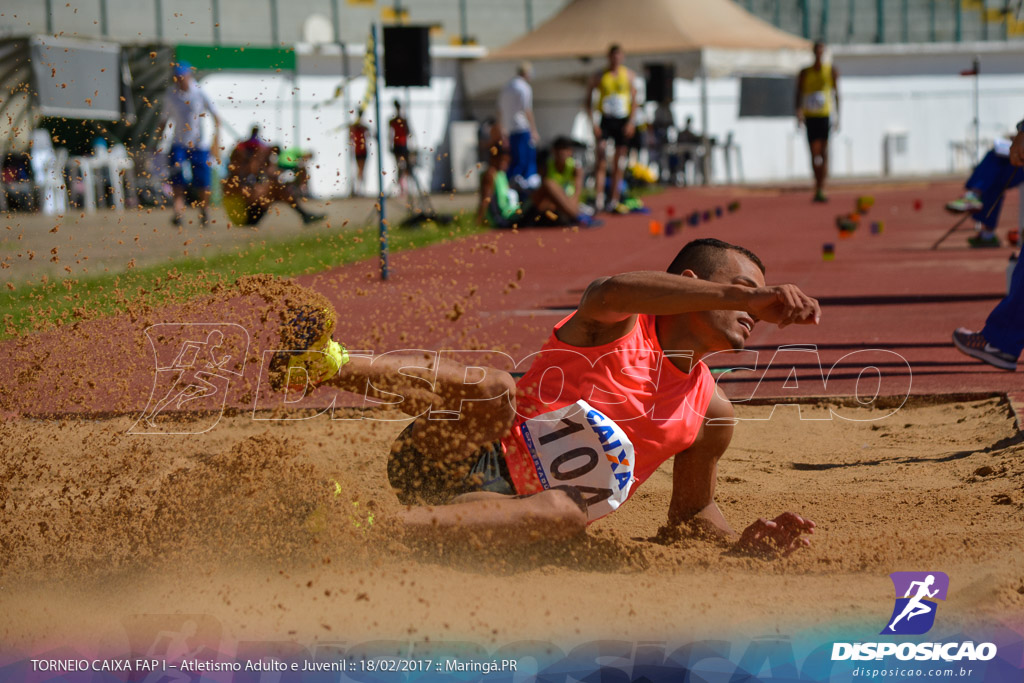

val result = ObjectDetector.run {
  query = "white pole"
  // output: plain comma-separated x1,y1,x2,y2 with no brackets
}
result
973,56,980,163
373,22,389,280
699,62,710,185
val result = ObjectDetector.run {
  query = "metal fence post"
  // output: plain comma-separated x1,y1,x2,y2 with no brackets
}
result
876,0,885,43
212,0,221,44
270,0,279,45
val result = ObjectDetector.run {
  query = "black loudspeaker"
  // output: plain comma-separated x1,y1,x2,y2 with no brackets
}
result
383,26,432,87
645,63,675,103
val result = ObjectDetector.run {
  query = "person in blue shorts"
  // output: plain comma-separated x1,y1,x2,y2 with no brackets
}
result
158,61,222,227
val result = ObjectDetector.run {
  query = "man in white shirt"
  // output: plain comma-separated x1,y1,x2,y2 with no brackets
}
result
497,62,540,191
158,61,221,227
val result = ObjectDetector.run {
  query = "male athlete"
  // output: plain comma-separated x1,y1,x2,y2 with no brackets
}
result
795,41,840,203
586,44,638,213
299,239,819,555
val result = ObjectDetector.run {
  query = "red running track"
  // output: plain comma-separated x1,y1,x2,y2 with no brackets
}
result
297,180,1021,404
1,180,1018,417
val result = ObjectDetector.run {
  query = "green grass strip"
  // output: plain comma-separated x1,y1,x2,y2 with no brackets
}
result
1,213,486,339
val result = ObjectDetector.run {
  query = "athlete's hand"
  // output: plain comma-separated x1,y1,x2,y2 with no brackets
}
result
796,111,805,129
625,122,636,139
743,284,820,327
831,116,840,133
592,122,602,141
1010,130,1024,167
737,512,815,557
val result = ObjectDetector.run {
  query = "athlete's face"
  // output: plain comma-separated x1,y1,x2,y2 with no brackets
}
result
609,49,624,69
698,251,765,351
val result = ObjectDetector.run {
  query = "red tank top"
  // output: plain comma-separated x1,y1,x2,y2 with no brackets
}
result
502,313,715,500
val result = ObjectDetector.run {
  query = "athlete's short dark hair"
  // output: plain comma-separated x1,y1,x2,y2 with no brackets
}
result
666,238,765,279
608,44,622,55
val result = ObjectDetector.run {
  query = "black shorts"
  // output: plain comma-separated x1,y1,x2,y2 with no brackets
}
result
806,116,831,143
393,145,410,165
599,116,631,148
387,420,515,505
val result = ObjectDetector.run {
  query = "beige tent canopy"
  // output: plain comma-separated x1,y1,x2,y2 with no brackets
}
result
464,0,812,179
485,0,809,67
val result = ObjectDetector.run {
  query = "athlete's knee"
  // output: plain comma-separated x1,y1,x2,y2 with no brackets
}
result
454,367,517,439
525,489,588,540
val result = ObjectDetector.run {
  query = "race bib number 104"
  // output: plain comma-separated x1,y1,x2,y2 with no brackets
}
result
519,400,635,522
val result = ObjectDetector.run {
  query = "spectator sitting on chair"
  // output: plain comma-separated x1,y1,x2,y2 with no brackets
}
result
222,142,324,228
477,145,593,229
945,135,1023,248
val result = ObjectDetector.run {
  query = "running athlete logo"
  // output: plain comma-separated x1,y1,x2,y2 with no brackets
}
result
130,323,249,435
881,571,949,635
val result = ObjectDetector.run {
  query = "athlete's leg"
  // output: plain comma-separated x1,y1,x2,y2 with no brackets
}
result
259,180,323,223
363,355,587,543
594,139,609,210
411,357,517,456
819,138,830,194
531,179,580,219
810,139,826,196
666,388,735,539
167,145,189,223
397,488,587,544
609,144,628,206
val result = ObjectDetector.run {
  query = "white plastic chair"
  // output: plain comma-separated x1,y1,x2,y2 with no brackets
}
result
29,129,69,215
69,154,99,212
107,144,136,211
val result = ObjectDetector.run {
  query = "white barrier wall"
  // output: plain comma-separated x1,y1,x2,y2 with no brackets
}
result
664,71,1024,184
197,54,465,198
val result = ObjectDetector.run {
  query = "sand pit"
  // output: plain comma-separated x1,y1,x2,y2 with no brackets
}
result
2,395,1022,652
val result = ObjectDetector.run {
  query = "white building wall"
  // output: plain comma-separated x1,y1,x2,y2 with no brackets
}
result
666,72,1024,184
198,55,464,198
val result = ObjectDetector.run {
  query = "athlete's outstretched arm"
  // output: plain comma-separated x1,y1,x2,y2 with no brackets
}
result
570,270,819,330
666,390,815,557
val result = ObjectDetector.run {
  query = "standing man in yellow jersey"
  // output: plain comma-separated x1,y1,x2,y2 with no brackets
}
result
586,44,638,213
795,41,840,203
